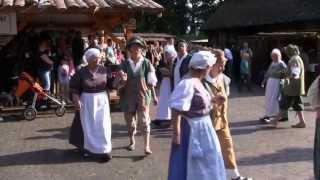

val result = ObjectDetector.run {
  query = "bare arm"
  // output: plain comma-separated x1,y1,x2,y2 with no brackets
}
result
40,54,54,65
72,94,81,110
149,85,158,105
171,109,181,145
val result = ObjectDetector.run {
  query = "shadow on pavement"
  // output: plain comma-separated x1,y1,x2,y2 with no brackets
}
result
24,127,69,141
112,155,146,162
229,119,262,128
230,128,258,136
237,147,313,166
0,149,95,167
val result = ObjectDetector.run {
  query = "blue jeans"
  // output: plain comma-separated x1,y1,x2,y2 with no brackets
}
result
38,70,51,91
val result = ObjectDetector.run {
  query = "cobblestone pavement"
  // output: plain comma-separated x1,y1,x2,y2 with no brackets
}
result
0,87,315,180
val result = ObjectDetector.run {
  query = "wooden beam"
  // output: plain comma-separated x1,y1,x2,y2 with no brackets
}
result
17,14,35,31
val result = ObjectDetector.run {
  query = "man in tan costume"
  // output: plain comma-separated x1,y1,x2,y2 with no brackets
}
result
204,49,251,180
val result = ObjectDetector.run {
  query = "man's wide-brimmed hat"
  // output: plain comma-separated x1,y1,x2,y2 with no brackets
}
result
126,36,146,49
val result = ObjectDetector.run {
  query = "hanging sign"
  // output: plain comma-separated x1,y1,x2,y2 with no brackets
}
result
0,13,17,35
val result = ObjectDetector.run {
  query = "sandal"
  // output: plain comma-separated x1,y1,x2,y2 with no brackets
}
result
291,123,306,128
145,147,152,155
127,144,135,151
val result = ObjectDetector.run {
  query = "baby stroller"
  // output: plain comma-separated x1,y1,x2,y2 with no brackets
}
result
15,72,66,121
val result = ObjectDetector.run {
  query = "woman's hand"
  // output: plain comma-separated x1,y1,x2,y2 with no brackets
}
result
119,71,127,81
160,68,170,76
172,133,181,145
74,100,82,110
72,94,81,110
212,95,226,105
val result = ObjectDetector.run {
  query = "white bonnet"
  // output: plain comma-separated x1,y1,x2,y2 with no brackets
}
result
271,48,282,56
164,46,177,58
189,51,216,69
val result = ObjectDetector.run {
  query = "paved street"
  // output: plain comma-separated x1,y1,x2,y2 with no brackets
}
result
0,87,316,180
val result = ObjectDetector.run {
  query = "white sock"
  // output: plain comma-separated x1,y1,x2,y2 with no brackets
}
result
226,168,241,179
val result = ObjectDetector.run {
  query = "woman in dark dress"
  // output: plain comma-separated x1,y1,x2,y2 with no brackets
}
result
69,48,112,162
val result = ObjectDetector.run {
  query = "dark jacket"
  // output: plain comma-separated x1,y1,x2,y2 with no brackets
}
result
170,54,192,91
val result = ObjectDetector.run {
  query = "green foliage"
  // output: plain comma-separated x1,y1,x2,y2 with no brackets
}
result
136,0,224,38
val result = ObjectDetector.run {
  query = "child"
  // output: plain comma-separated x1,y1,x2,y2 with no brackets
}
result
58,57,71,102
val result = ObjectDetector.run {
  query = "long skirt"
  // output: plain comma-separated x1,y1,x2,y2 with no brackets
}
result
168,115,226,180
265,77,280,117
80,92,112,154
314,118,320,179
155,78,171,120
69,111,84,150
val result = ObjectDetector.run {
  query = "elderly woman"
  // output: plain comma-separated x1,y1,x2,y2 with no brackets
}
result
168,51,226,180
153,48,177,128
204,49,251,180
69,48,112,162
260,49,287,123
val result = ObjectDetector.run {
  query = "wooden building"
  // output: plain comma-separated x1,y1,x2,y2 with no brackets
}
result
205,0,320,85
0,0,163,95
0,0,163,44
112,32,175,44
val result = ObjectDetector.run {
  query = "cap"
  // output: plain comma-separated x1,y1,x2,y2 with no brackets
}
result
126,36,146,49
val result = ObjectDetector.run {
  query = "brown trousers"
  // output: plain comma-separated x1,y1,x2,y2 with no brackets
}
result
124,109,150,136
216,125,237,169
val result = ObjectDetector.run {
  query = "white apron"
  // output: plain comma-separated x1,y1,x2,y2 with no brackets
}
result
265,77,280,117
155,77,171,120
80,92,112,154
185,115,226,180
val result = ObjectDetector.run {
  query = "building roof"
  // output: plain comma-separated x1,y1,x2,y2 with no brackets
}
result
0,0,163,13
206,0,320,31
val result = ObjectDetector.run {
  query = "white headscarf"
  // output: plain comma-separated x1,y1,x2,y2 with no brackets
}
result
83,48,100,63
271,48,281,57
164,47,177,59
189,51,216,69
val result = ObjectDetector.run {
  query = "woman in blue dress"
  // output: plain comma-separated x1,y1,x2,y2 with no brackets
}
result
168,51,226,180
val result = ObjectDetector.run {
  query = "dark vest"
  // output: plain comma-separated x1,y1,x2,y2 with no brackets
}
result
170,54,192,91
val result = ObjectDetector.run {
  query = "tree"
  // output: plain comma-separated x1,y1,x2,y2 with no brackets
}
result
136,0,224,38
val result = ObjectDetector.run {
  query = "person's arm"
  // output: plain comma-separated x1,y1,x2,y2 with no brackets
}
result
249,48,253,58
40,53,54,65
149,85,158,105
69,71,82,110
113,71,127,89
171,109,181,145
72,94,81,110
